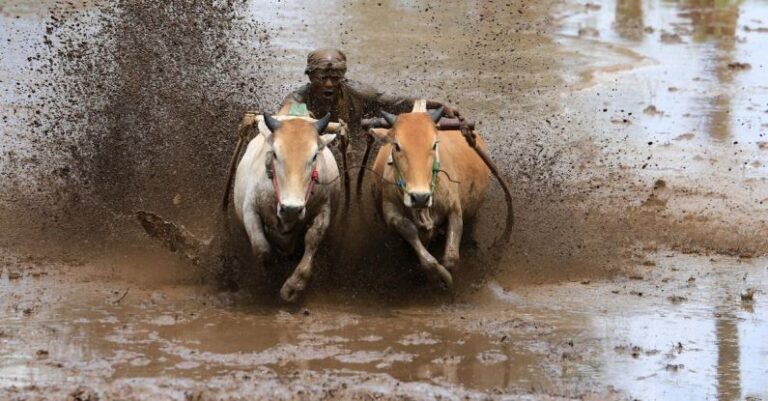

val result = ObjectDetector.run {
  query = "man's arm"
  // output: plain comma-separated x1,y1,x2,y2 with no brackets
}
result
377,95,459,118
347,80,414,117
425,100,459,118
375,91,416,115
368,85,460,118
348,80,460,118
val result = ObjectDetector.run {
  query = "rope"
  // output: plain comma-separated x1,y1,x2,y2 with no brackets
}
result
388,143,441,195
304,167,319,202
271,157,282,206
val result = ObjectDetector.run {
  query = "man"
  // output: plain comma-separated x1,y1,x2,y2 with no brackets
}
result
279,48,460,152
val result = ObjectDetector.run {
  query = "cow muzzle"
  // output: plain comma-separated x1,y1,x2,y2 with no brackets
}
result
405,191,433,209
278,202,306,221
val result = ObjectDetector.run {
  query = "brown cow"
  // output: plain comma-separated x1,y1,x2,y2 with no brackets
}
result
371,108,490,288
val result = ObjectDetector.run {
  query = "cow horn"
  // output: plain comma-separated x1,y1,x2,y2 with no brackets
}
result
263,112,281,133
315,113,331,133
429,106,444,124
381,110,397,127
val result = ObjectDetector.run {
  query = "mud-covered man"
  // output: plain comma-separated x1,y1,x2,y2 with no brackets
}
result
279,48,460,156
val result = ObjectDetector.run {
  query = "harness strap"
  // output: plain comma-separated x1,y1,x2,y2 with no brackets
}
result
431,141,440,193
288,103,309,117
305,167,319,202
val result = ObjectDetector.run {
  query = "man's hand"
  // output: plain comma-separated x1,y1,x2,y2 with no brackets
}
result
442,105,460,119
426,100,460,120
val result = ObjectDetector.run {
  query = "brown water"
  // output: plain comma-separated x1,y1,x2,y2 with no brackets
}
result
1,248,766,399
1,0,768,400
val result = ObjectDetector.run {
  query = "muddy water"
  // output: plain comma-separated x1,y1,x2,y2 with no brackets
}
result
1,249,766,399
558,0,768,180
550,0,768,261
1,0,768,400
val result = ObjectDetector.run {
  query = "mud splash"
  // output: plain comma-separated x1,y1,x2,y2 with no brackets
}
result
1,0,272,241
0,247,766,400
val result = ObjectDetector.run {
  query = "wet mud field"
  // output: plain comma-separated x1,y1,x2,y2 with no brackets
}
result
1,0,767,400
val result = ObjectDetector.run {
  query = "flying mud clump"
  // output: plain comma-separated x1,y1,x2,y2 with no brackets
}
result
9,0,274,241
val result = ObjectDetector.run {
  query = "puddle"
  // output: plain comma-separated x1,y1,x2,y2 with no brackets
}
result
556,0,768,175
1,250,766,400
0,257,566,393
504,254,768,400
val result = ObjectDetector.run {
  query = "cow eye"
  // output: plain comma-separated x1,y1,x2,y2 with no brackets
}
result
394,143,401,152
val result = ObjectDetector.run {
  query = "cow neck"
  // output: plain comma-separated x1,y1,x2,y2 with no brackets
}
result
271,157,320,207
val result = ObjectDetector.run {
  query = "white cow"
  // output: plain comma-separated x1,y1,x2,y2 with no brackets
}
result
233,113,340,302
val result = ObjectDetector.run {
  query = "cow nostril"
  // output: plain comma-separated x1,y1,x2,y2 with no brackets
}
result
410,193,431,207
280,205,304,216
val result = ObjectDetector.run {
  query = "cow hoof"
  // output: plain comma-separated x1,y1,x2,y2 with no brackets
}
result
280,276,307,303
425,261,453,290
437,268,454,290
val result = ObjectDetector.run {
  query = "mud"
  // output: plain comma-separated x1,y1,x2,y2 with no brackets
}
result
1,0,767,399
1,0,272,240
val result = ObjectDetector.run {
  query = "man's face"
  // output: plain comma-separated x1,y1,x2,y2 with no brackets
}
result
309,69,344,101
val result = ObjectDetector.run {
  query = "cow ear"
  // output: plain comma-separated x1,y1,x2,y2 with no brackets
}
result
369,128,392,144
318,133,337,149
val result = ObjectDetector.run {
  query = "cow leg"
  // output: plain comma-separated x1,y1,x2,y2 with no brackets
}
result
443,208,463,272
243,208,272,264
280,203,332,302
384,202,453,289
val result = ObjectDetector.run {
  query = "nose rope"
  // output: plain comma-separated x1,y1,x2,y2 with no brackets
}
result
390,151,407,192
431,142,440,193
271,156,320,208
271,157,282,206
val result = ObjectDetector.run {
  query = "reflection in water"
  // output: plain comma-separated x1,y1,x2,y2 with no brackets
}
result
566,0,767,148
614,0,644,41
715,308,741,401
683,0,741,140
686,0,741,43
